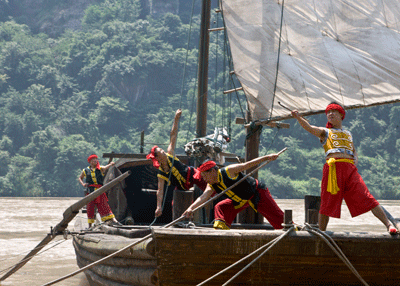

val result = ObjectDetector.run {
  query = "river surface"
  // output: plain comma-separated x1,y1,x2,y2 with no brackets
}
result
0,197,399,286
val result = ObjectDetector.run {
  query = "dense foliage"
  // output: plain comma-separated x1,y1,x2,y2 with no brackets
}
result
0,0,400,199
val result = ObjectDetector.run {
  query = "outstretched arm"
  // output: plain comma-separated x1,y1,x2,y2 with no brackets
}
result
167,109,182,155
226,153,280,177
100,161,115,172
291,110,325,140
182,185,214,218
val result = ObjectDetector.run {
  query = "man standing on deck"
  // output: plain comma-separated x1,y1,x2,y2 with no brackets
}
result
291,102,398,234
146,109,207,218
182,154,285,230
78,154,119,228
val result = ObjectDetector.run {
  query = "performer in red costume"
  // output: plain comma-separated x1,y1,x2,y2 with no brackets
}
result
291,102,398,234
78,154,119,228
182,153,284,230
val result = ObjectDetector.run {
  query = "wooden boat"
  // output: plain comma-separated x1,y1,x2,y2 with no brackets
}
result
72,0,400,285
73,223,400,286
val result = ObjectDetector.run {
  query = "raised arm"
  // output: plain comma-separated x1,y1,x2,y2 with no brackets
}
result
291,110,325,140
226,153,280,177
167,109,182,155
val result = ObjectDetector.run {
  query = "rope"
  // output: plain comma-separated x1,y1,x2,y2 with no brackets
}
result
304,223,370,286
185,0,200,144
197,227,294,286
219,7,246,122
268,0,285,121
0,238,69,275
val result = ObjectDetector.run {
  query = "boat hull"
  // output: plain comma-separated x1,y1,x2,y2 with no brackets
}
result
153,228,400,286
73,226,400,285
73,227,157,286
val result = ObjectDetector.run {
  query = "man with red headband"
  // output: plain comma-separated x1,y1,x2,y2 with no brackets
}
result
291,102,397,234
146,109,207,218
182,153,284,230
78,154,119,228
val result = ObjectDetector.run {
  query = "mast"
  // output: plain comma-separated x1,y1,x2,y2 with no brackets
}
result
196,0,211,140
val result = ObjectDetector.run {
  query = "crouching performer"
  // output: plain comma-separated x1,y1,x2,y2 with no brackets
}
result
182,154,284,230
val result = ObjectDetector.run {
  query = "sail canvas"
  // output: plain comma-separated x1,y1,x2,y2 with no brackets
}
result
221,0,400,121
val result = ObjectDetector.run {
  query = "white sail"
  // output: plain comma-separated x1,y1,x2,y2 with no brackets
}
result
221,0,400,121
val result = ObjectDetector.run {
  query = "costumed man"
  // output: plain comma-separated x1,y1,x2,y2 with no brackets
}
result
78,154,119,228
182,154,285,230
291,102,398,234
146,109,207,218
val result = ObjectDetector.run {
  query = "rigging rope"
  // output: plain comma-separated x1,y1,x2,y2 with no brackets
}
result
268,0,285,121
0,238,69,275
219,5,246,122
304,223,370,286
197,227,295,286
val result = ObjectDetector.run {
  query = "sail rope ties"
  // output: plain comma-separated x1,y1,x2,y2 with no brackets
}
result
196,226,295,286
304,223,370,286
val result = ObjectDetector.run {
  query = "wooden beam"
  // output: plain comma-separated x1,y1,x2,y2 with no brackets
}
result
209,27,225,32
223,87,243,94
235,117,290,129
104,153,244,164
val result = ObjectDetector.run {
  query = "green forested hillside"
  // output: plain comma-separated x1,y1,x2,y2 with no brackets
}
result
1,0,400,199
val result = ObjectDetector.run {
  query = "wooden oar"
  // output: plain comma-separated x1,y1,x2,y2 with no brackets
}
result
40,148,287,286
0,170,131,282
381,206,400,231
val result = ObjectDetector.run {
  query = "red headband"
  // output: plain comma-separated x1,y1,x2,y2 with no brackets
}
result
87,154,98,162
87,154,100,170
325,104,345,128
146,145,160,168
194,161,217,180
198,161,217,172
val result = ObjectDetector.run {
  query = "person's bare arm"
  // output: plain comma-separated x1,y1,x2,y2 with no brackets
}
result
100,161,115,172
78,171,88,188
226,153,280,177
291,110,325,139
182,186,214,218
167,109,182,155
155,177,165,217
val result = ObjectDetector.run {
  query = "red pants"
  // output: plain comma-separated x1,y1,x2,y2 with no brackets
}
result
86,193,115,223
320,161,379,218
214,187,284,229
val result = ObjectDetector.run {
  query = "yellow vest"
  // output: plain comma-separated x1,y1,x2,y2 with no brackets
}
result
322,128,354,158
